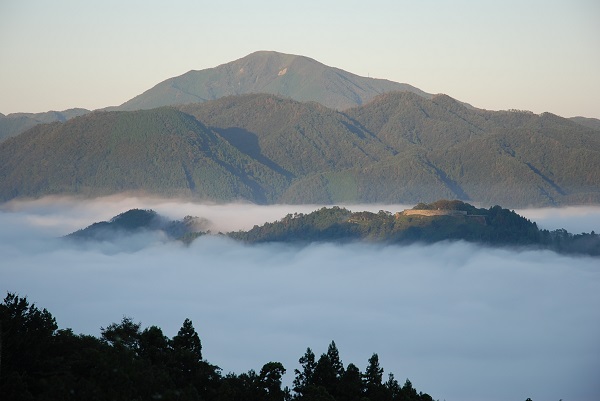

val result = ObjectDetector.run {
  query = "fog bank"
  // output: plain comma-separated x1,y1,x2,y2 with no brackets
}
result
1,197,600,401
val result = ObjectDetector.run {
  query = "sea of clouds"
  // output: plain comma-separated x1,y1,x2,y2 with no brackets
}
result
1,196,599,401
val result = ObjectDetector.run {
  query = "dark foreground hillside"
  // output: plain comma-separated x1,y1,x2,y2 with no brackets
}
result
0,292,435,401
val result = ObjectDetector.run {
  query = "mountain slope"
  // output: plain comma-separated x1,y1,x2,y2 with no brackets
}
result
178,94,396,177
116,51,430,111
0,108,288,203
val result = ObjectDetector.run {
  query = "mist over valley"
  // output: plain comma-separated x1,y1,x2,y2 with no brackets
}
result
2,197,600,401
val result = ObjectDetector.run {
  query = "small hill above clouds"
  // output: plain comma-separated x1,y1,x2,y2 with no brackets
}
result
65,208,208,244
115,50,431,111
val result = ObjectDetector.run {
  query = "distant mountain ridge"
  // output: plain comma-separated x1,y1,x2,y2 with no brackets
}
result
1,92,599,208
570,116,600,131
3,51,598,141
114,51,431,111
0,108,89,142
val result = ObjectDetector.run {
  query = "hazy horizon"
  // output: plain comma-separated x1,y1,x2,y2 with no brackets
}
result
1,1,599,118
2,197,599,401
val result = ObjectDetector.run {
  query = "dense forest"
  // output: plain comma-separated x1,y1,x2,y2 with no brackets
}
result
0,293,435,401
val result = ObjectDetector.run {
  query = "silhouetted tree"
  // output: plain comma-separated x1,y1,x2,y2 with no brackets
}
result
260,361,287,401
101,316,141,352
364,353,385,399
338,363,363,401
293,347,317,395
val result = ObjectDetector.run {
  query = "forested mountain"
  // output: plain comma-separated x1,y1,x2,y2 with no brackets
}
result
1,92,599,207
1,293,435,401
114,50,431,111
178,94,395,178
342,92,600,206
0,108,89,141
0,107,289,203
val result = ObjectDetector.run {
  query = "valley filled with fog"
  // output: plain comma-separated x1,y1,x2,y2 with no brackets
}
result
1,196,599,401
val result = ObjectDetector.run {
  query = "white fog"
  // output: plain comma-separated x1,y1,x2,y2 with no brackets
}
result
1,196,599,401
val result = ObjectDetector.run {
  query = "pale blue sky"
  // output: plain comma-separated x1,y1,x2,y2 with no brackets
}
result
1,0,599,118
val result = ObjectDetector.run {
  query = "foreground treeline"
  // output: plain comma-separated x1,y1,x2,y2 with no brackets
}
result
0,293,435,401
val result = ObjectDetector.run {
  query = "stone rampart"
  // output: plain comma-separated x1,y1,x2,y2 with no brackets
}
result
400,209,467,217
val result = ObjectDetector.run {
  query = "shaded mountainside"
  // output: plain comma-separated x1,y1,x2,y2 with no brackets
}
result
178,94,395,178
0,108,89,141
229,200,600,256
0,107,289,203
1,92,599,207
115,50,430,111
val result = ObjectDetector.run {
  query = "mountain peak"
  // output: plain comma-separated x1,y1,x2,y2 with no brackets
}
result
115,51,430,111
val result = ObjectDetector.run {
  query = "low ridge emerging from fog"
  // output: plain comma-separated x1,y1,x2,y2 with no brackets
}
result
65,200,600,257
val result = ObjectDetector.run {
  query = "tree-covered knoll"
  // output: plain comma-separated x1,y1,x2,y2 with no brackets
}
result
229,200,600,256
0,293,435,401
66,208,208,242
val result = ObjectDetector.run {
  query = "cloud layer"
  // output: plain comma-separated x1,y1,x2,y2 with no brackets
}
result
2,196,600,401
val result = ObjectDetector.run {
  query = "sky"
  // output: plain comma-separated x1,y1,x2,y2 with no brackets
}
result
1,0,599,118
2,197,600,401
